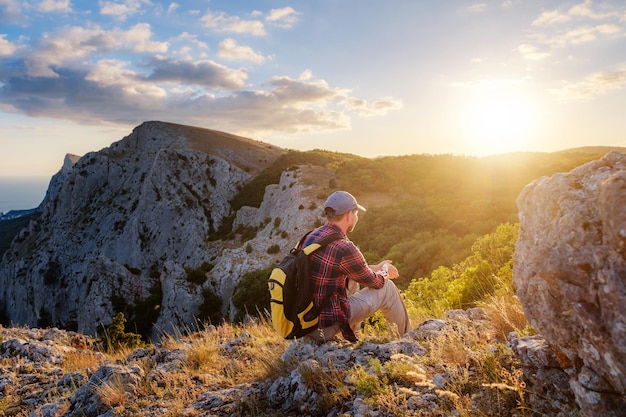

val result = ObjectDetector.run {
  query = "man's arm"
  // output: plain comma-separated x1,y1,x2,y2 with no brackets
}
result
339,242,387,288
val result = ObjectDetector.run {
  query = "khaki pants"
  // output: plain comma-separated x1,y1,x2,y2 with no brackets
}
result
305,279,413,342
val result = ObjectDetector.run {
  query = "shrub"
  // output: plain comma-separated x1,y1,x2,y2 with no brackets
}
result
97,312,144,353
185,266,207,285
197,287,223,325
231,266,273,321
267,244,280,254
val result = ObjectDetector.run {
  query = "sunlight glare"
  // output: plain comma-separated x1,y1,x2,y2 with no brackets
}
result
463,91,535,156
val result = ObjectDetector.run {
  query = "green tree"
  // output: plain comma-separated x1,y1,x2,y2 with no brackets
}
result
232,266,273,321
98,312,144,352
404,223,518,315
198,287,223,324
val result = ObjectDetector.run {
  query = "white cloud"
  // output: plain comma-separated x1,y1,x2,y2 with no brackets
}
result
533,0,620,26
167,2,178,14
568,0,615,20
552,64,626,101
99,0,149,21
342,96,402,116
36,0,72,13
86,58,166,97
170,32,208,59
218,38,266,63
266,7,299,28
525,0,623,55
532,10,571,26
467,3,487,13
123,23,168,53
0,0,26,24
201,10,266,36
547,24,621,47
0,34,16,56
517,44,550,61
22,24,167,77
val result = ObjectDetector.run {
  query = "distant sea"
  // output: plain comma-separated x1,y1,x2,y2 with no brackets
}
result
0,177,49,215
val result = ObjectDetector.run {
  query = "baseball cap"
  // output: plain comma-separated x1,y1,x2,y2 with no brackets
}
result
323,191,366,215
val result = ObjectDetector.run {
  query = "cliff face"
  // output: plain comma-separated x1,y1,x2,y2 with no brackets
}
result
514,151,626,416
0,121,332,338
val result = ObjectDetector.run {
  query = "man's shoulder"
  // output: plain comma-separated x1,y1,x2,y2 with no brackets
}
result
304,225,348,248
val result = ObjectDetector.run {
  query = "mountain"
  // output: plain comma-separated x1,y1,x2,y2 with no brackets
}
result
1,120,623,341
0,121,304,339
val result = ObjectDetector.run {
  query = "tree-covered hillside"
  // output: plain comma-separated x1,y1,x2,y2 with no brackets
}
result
0,212,39,258
228,148,622,319
338,150,615,286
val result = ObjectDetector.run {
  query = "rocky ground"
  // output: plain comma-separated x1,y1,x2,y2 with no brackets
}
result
0,308,580,417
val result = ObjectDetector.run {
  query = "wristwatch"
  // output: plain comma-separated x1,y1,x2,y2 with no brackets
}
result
379,263,389,280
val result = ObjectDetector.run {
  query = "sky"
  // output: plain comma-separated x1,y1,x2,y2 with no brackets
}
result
1,0,626,210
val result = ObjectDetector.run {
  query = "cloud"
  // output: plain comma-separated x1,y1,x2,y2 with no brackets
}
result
143,56,247,89
35,0,72,13
522,1,624,60
341,96,402,116
517,44,550,61
534,0,618,26
0,0,26,24
167,2,178,14
0,34,16,56
568,0,615,20
99,0,149,21
20,23,167,77
123,23,169,53
532,10,571,26
201,10,266,36
218,38,266,63
170,32,208,60
467,3,487,13
544,24,621,47
266,7,299,28
0,62,398,136
552,65,626,102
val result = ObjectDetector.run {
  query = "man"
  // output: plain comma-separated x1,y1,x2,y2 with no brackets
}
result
303,190,413,342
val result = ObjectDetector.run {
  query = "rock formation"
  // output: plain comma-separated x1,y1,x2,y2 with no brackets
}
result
514,151,626,416
1,309,579,416
0,121,330,339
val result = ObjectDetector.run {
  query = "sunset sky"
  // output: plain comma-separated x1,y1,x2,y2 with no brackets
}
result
1,1,626,197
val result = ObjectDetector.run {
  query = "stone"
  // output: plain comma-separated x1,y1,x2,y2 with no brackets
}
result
514,151,626,416
0,121,331,338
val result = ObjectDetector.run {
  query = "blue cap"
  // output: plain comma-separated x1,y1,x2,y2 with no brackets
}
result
323,191,366,215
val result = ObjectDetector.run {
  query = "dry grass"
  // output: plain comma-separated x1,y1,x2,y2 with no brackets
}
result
299,359,352,415
62,350,104,374
1,301,537,416
414,315,532,417
164,319,290,387
479,293,533,339
93,374,128,408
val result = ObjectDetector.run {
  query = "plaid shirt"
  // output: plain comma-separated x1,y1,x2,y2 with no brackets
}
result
304,222,386,342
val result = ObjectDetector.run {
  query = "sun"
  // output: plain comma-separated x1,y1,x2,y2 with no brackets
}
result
462,90,535,155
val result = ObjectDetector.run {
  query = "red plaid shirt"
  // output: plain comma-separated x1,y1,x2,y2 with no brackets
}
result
304,222,386,342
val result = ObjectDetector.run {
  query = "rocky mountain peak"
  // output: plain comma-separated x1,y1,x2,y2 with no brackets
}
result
0,121,321,339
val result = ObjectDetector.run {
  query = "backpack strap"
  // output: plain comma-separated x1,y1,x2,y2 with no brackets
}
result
301,232,343,255
300,232,345,318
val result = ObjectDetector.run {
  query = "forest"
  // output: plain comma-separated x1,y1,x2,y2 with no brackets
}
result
230,147,619,320
0,146,620,323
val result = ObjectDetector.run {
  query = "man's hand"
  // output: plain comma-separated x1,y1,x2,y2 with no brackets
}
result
372,260,399,280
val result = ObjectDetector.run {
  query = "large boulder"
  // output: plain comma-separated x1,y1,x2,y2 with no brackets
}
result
513,151,626,416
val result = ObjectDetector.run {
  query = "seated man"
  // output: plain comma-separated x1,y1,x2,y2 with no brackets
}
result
303,190,412,342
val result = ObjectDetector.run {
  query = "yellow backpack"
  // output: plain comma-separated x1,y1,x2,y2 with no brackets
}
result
267,232,342,339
